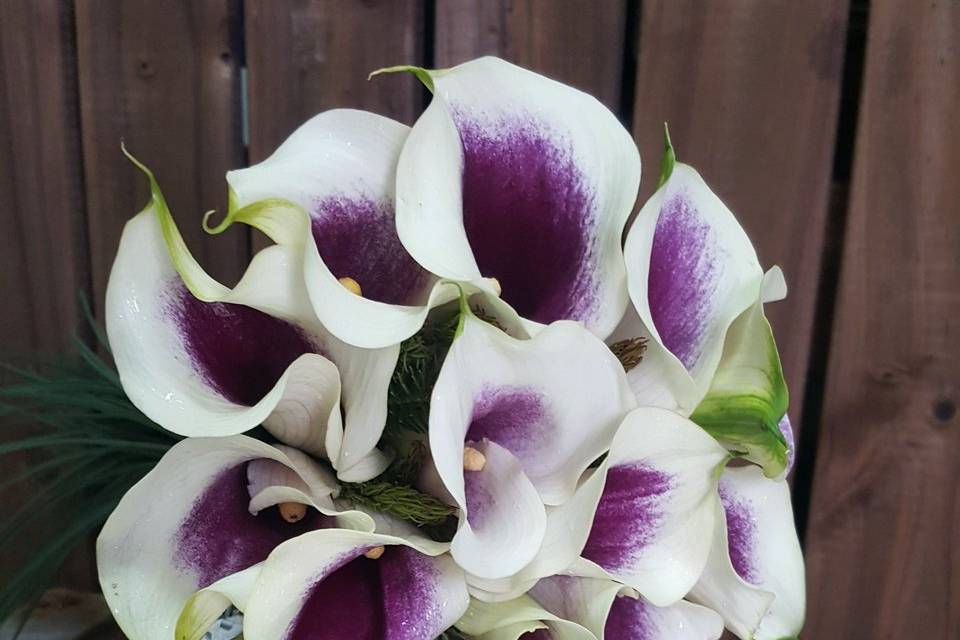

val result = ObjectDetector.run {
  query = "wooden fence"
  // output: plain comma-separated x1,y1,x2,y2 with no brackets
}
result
1,1,957,637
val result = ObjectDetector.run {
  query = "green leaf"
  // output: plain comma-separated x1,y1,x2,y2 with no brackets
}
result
690,299,790,478
657,122,676,188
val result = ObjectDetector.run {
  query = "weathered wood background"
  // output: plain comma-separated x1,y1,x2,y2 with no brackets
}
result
0,0,957,637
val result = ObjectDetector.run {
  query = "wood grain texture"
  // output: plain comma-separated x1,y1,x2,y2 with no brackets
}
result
244,0,425,162
0,0,94,593
76,0,248,313
434,0,628,113
0,0,87,354
632,1,849,434
803,1,960,636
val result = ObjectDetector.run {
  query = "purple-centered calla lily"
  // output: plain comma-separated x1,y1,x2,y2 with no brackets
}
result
428,309,636,582
96,436,373,640
106,156,398,480
689,466,805,640
213,529,469,640
574,407,730,606
379,57,641,340
619,139,792,478
222,109,467,350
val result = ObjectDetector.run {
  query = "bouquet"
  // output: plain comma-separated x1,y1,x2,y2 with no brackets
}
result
20,57,805,640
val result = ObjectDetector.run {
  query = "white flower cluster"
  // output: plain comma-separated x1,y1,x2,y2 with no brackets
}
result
99,58,803,640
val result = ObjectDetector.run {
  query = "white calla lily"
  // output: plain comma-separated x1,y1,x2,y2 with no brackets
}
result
97,436,372,640
623,159,763,415
224,109,467,349
429,311,635,580
106,156,398,480
690,466,804,640
530,575,724,640
578,407,729,606
239,529,468,640
382,57,640,339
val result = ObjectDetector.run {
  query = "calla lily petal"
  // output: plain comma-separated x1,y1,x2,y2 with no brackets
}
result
106,159,399,480
97,436,372,640
607,304,694,412
689,290,790,479
457,595,595,640
430,313,635,580
690,466,804,640
580,407,729,606
465,465,607,602
390,57,641,339
452,439,547,580
530,575,723,640
624,162,764,413
240,529,468,640
176,564,260,640
226,109,464,349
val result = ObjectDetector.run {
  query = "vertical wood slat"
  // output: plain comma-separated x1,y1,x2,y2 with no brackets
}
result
0,0,87,354
434,0,629,114
804,1,960,636
244,0,425,162
0,0,92,590
632,1,849,436
77,0,249,314
243,0,425,250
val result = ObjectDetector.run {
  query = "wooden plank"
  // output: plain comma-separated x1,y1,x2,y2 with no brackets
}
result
244,0,425,250
803,1,960,636
76,0,248,313
632,1,850,434
0,0,87,354
434,0,628,114
244,0,426,162
0,0,93,592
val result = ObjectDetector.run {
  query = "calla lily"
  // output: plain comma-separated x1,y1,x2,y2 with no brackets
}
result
106,155,399,480
235,529,469,640
621,137,791,477
529,575,724,640
623,155,763,413
97,436,373,640
689,281,790,478
689,466,805,640
429,311,635,581
456,593,595,640
577,407,730,606
379,56,640,340
224,109,466,349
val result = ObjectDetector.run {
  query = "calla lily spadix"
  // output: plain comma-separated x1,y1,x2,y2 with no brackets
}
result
377,57,641,340
106,154,398,481
427,309,636,581
97,436,373,640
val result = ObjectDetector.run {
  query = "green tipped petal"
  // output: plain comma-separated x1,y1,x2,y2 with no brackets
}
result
690,295,789,478
657,123,676,188
368,64,442,92
123,145,227,301
175,590,231,640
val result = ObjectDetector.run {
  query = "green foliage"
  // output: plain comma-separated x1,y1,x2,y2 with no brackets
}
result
0,337,178,622
383,310,459,438
338,480,456,527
